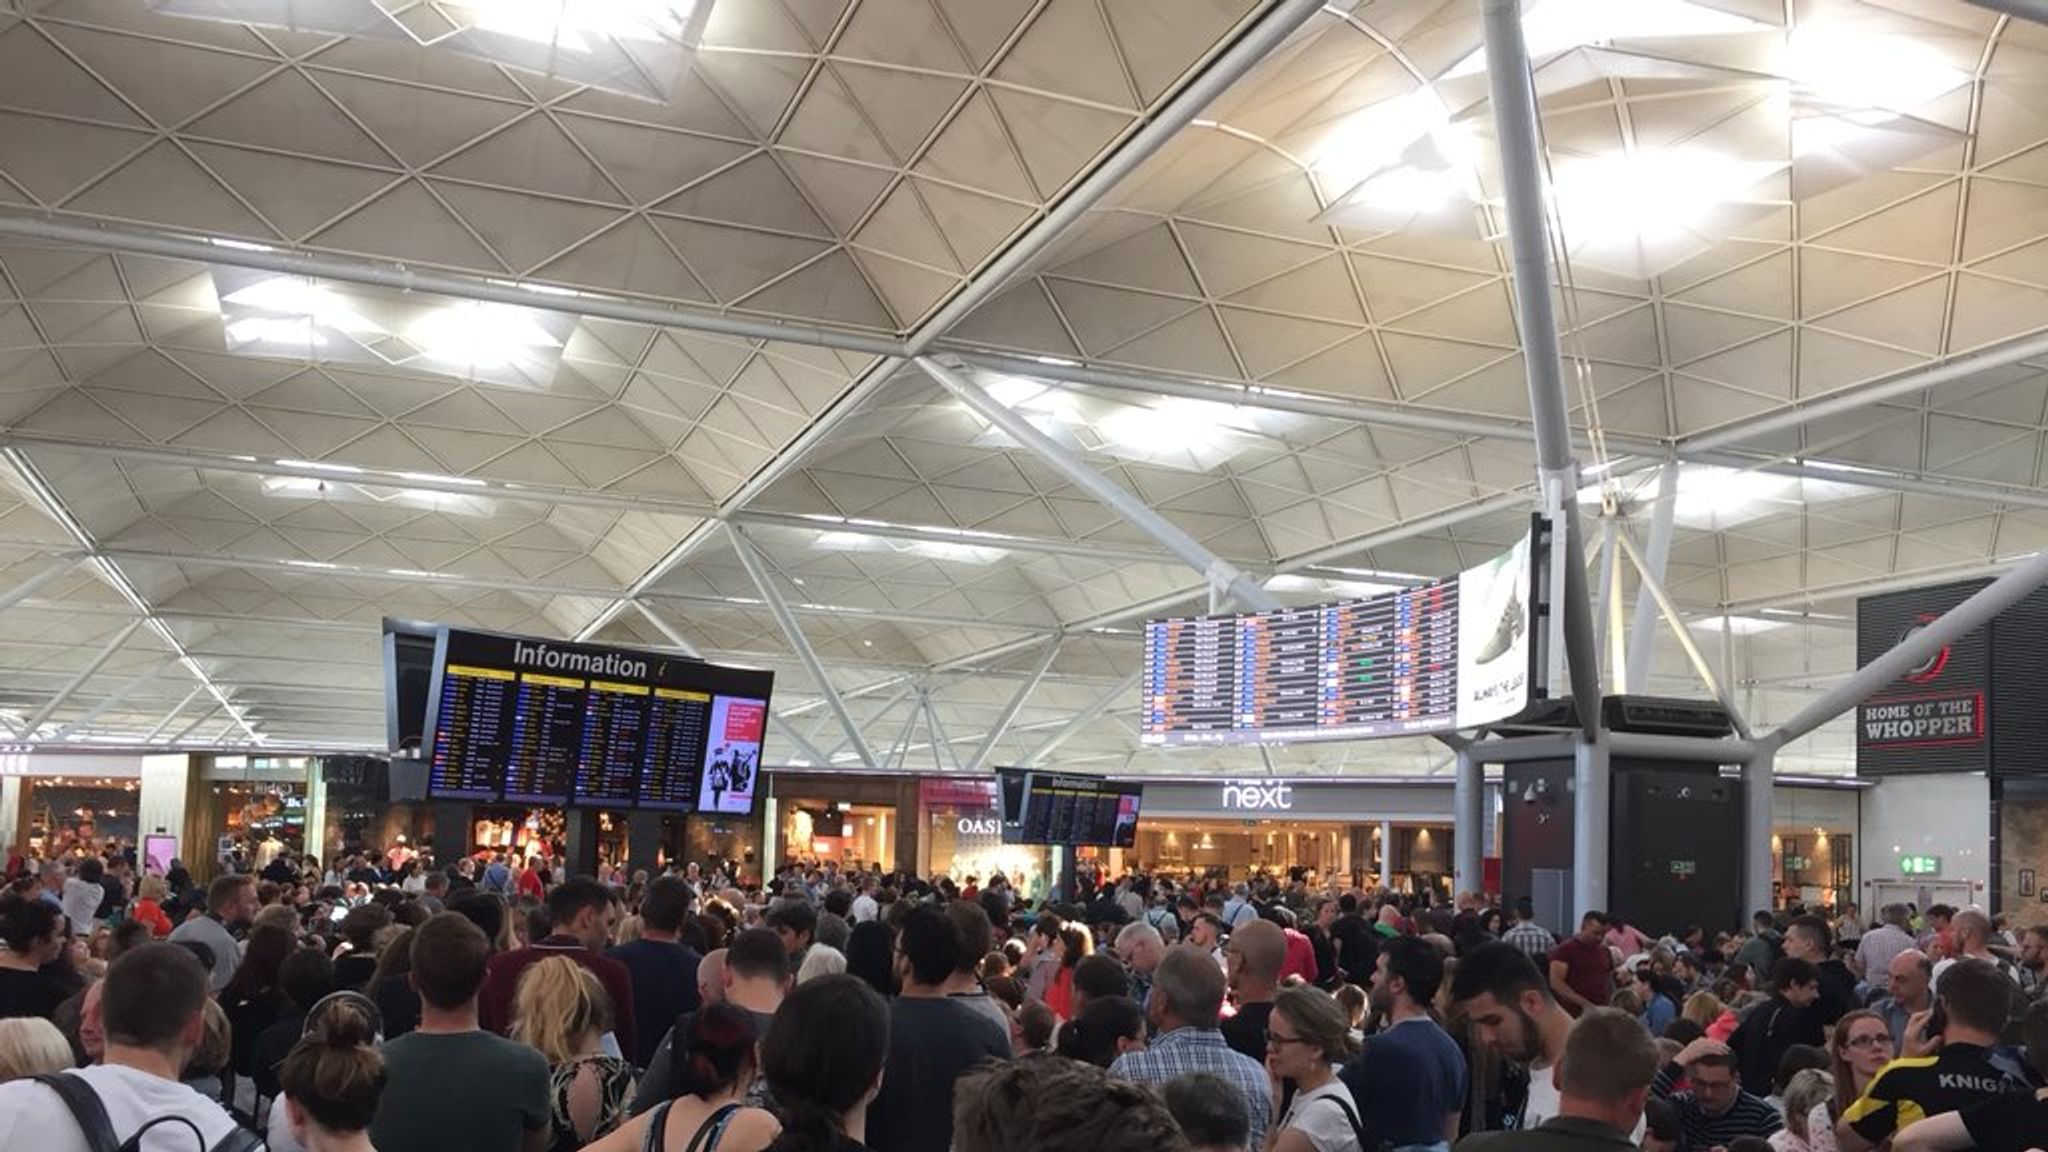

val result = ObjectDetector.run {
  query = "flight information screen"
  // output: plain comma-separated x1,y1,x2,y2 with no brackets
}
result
1142,524,1542,745
1015,773,1143,847
423,628,773,812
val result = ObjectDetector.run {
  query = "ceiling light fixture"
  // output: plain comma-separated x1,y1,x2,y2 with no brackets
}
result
408,302,563,369
1784,24,1969,115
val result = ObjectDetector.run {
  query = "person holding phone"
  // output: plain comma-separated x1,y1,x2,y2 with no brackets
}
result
1834,959,2031,1152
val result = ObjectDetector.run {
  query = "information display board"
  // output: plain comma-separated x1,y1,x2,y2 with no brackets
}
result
1015,773,1143,847
422,628,773,813
1142,523,1542,745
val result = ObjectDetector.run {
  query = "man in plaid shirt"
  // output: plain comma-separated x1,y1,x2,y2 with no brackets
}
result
1504,900,1559,959
1110,943,1273,1148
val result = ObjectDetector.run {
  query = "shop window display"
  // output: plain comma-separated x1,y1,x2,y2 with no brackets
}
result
21,777,139,859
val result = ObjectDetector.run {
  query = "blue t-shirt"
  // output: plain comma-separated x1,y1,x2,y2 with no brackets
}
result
607,938,702,1070
1340,1016,1467,1148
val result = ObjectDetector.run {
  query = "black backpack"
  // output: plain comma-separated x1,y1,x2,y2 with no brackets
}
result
34,1072,265,1152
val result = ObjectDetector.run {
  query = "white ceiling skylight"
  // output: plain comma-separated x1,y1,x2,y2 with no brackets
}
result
212,270,575,388
962,374,1282,473
1548,148,1786,278
813,530,1007,566
150,0,711,103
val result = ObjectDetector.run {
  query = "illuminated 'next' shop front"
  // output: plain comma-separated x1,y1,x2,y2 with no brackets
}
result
1128,780,1477,896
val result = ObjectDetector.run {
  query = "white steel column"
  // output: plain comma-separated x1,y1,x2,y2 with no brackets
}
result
0,776,19,849
917,357,1281,612
22,619,143,737
727,525,880,769
632,602,834,767
1378,821,1394,887
1625,463,1680,693
1743,747,1775,918
0,555,83,616
1020,670,1141,767
968,637,1062,772
1454,747,1484,898
1573,737,1610,920
1616,533,1755,739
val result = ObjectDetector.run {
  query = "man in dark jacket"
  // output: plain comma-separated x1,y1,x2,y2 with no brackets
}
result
1731,957,1825,1091
1786,914,1857,1027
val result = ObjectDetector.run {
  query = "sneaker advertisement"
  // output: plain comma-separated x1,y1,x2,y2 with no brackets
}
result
1456,531,1535,728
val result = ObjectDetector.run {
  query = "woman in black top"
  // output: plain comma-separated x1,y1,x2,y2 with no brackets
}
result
0,896,69,1020
761,975,889,1152
222,922,297,1079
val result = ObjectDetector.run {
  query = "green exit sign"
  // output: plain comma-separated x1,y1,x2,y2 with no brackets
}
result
1901,855,1942,876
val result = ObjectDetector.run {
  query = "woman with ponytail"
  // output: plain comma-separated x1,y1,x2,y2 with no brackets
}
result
577,1003,778,1152
760,975,888,1152
278,992,386,1152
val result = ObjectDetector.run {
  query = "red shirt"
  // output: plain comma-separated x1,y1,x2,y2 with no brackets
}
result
479,936,637,1060
1281,927,1319,984
1548,935,1614,1013
517,867,544,900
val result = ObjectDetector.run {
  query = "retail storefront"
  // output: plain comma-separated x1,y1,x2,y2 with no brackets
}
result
1130,779,1465,895
194,755,314,873
918,777,1052,899
0,750,151,861
1772,783,1862,913
766,771,916,873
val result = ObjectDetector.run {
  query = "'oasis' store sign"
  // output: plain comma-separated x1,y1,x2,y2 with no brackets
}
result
1222,782,1294,811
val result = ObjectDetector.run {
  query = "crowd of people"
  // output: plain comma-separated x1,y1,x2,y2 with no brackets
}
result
4,840,2048,1152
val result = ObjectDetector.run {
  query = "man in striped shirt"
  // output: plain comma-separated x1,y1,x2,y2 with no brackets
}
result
1651,1038,1784,1148
1111,943,1273,1148
1504,901,1559,959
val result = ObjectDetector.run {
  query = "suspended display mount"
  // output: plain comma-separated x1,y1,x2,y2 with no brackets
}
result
1140,515,1552,746
416,626,773,815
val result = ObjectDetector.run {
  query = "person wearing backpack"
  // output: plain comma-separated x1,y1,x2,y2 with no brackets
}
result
0,941,258,1152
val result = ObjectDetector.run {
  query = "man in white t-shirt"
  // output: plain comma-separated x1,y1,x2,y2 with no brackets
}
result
1452,941,1646,1139
0,942,241,1152
851,880,879,924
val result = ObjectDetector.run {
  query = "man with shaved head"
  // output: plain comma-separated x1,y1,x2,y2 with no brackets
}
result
1934,909,2023,990
1222,917,1286,1061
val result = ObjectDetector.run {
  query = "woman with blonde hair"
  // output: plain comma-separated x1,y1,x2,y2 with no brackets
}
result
0,1016,74,1081
511,956,635,1152
1770,1068,1836,1152
1263,986,1364,1152
130,873,174,938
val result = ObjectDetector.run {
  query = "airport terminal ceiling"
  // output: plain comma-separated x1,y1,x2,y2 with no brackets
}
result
0,0,2041,777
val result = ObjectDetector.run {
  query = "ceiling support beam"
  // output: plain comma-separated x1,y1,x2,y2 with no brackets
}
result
727,524,879,769
22,619,145,736
575,0,1325,642
54,656,173,741
0,448,260,743
0,433,716,519
732,509,1245,570
1274,490,1536,572
1615,532,1753,740
968,636,1063,773
1682,330,2048,455
1625,462,1680,694
1765,546,2048,748
0,216,905,358
1485,0,1601,749
0,555,84,616
144,687,204,745
918,356,1282,612
1019,669,1142,767
952,350,1668,457
630,601,834,768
